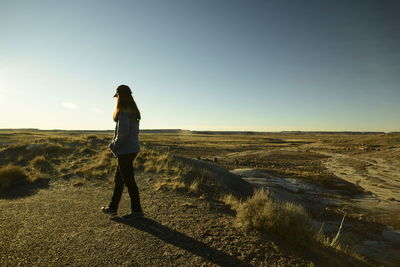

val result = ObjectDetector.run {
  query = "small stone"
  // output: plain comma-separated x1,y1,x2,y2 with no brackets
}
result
73,182,84,187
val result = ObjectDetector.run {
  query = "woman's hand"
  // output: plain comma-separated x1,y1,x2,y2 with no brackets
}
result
109,142,117,156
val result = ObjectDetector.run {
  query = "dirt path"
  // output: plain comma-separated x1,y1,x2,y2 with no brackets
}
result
0,172,309,267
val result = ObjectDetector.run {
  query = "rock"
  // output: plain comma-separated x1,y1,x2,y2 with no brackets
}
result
26,144,45,151
382,228,400,243
363,240,379,246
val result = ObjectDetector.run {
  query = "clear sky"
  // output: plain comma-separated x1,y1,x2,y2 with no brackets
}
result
0,0,399,132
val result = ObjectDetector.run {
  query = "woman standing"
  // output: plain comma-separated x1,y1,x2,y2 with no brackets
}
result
101,85,143,219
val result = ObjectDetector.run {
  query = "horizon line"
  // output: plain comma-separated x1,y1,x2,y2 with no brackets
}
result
0,128,397,134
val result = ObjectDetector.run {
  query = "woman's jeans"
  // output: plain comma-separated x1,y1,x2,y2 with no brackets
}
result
109,153,142,212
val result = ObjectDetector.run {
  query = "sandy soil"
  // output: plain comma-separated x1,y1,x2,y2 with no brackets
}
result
0,172,310,267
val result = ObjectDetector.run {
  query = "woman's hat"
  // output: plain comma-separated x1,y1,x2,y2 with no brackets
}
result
113,85,132,97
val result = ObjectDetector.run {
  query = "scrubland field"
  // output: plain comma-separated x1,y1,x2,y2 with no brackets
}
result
1,129,399,266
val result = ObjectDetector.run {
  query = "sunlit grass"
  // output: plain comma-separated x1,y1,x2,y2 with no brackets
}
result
221,189,365,263
0,165,34,191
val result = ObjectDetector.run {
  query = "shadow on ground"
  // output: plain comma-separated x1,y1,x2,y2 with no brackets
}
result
112,217,251,267
0,178,49,199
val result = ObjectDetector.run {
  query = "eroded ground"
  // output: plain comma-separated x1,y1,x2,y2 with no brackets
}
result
141,132,400,226
1,130,400,265
140,131,400,265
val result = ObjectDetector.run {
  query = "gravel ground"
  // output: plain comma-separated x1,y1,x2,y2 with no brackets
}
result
0,172,310,267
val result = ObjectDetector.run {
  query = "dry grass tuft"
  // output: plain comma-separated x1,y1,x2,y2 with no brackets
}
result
74,150,116,179
181,202,196,208
136,149,179,174
221,194,240,208
86,134,98,140
220,190,366,262
154,180,187,191
42,143,65,154
2,142,67,166
31,156,52,172
221,189,364,262
0,165,30,191
136,148,229,198
137,146,256,204
78,147,96,155
223,189,315,244
189,180,200,193
136,148,191,181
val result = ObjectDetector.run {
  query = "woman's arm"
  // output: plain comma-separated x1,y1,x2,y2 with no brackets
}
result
111,112,130,151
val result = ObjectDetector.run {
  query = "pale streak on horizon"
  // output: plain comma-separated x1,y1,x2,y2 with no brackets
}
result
61,102,78,110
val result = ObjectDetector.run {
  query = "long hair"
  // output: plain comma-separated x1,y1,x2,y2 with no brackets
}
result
113,88,141,122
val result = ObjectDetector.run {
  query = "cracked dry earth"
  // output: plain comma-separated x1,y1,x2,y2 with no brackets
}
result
0,172,309,267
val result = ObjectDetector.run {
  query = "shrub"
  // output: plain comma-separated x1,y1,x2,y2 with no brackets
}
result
0,165,30,191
